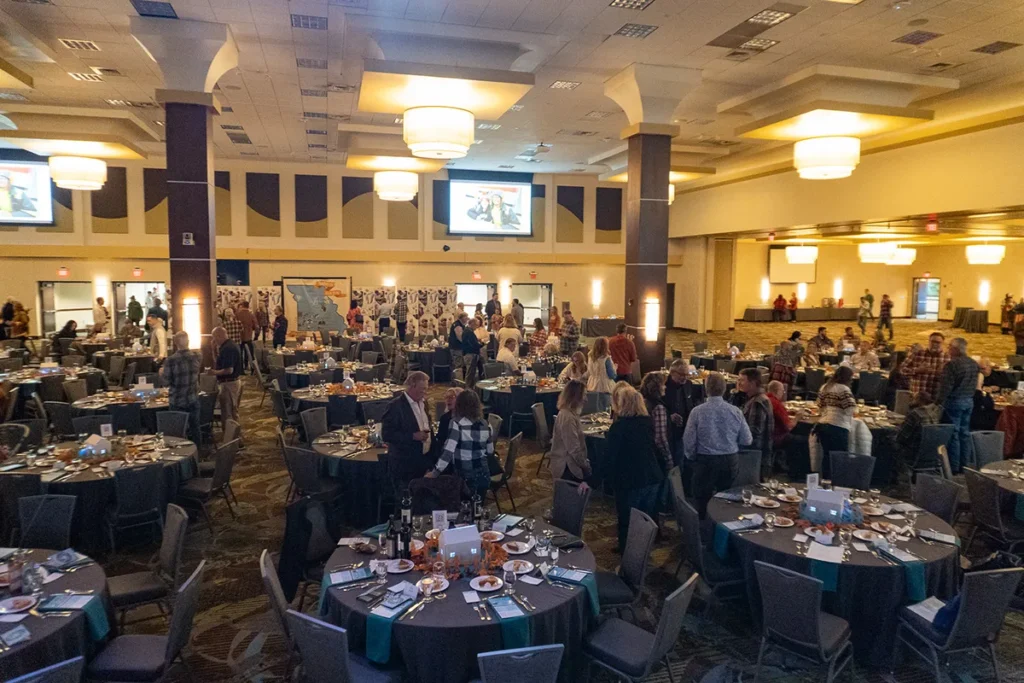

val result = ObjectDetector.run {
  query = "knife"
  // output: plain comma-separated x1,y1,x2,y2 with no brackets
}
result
399,600,424,620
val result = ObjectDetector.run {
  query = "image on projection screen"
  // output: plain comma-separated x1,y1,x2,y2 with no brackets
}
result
769,248,817,284
0,161,53,224
448,179,532,236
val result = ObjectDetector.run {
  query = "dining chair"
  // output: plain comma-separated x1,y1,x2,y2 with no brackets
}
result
486,413,503,444
108,402,144,434
271,389,302,440
12,419,45,450
0,357,23,372
294,350,316,365
478,645,564,683
912,424,955,480
714,359,737,374
198,391,217,446
581,391,602,416
971,431,1005,469
596,508,657,618
674,494,745,613
361,351,380,366
0,472,42,544
61,354,85,368
483,362,505,379
372,363,388,383
489,433,521,513
551,479,590,537
353,367,374,384
106,463,164,552
7,657,85,683
62,378,88,403
108,354,127,387
38,374,67,403
827,451,876,490
532,402,551,475
283,446,342,504
177,439,240,527
507,385,537,438
107,504,188,628
301,407,329,443
584,574,698,683
122,362,138,389
391,354,408,384
308,370,333,387
732,449,762,487
0,422,29,455
260,549,297,675
856,372,885,405
361,400,389,424
693,341,708,354
72,414,112,436
327,394,359,429
894,390,913,416
87,561,206,682
754,560,854,683
286,609,402,683
18,494,76,549
44,401,76,439
912,474,962,525
156,411,189,439
804,368,827,399
431,347,452,383
963,469,1024,552
531,361,552,378
892,568,1023,683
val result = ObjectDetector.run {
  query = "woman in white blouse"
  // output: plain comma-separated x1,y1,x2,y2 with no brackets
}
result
496,313,522,348
586,337,616,405
496,338,519,374
815,365,856,478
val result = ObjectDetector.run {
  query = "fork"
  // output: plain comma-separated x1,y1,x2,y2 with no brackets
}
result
473,604,486,621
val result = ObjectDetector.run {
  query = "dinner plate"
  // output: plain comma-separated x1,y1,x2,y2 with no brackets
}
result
805,527,833,543
502,541,532,555
387,559,415,574
470,575,504,593
861,505,886,516
753,497,781,509
417,577,449,593
853,529,882,542
870,521,900,534
480,530,505,543
772,516,795,528
0,595,37,614
502,559,535,575
776,493,802,503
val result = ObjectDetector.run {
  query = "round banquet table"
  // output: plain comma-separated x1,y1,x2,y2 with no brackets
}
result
71,392,181,434
321,521,597,683
0,549,112,679
292,387,395,424
92,351,155,374
786,402,902,483
477,380,561,434
404,348,435,377
707,487,960,666
978,460,1024,518
0,438,198,553
311,432,387,528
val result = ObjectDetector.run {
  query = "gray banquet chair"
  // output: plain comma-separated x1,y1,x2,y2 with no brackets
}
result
286,609,401,683
72,414,112,437
892,568,1023,683
177,439,240,526
283,446,341,502
733,449,762,487
486,413,503,444
489,433,521,513
478,645,564,683
18,494,76,549
62,378,88,403
106,463,164,552
156,410,189,439
44,401,75,439
87,561,206,682
912,474,962,525
108,402,144,434
911,424,955,479
1,472,42,545
327,394,359,429
3,386,18,422
361,400,389,424
551,478,591,538
0,422,29,455
963,469,1024,552
596,508,657,618
674,493,744,613
260,549,295,670
12,418,45,450
301,407,329,443
7,657,84,683
532,402,551,475
584,573,698,683
754,560,853,683
827,451,876,490
971,431,1005,469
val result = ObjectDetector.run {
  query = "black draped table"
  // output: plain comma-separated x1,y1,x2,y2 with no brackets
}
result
579,318,621,338
978,460,1024,521
477,380,561,432
311,431,387,529
321,521,597,683
951,307,973,328
963,309,990,333
91,351,155,375
283,362,372,390
707,487,959,666
72,390,187,435
0,549,112,679
291,384,396,425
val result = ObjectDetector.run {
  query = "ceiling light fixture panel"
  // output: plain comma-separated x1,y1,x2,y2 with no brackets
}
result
58,39,100,51
328,0,368,7
550,80,581,90
556,129,598,136
609,0,655,9
615,23,659,39
226,133,252,144
220,124,244,130
508,104,525,112
583,110,613,119
302,111,328,119
740,38,778,51
130,0,177,18
68,72,103,82
0,92,27,101
290,14,328,30
306,129,327,135
477,122,502,130
893,30,942,45
972,41,1021,55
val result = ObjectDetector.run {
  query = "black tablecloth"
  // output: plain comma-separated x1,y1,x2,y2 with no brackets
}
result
406,350,435,376
707,488,960,666
952,307,972,328
964,309,990,333
579,318,621,338
743,308,775,322
793,308,859,322
311,437,387,528
322,521,597,683
479,385,559,438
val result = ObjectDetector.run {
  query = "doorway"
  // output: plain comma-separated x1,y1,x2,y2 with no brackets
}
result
113,281,166,331
455,283,496,319
911,278,940,320
38,281,93,335
510,283,552,327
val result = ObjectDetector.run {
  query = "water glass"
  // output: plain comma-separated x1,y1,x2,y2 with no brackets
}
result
535,536,550,558
524,517,536,533
156,432,165,448
906,509,919,532
503,569,516,595
549,546,560,564
767,479,779,493
821,479,832,491
375,562,388,584
869,489,881,507
78,433,88,445
412,516,423,538
741,489,753,507
764,512,777,532
838,529,853,548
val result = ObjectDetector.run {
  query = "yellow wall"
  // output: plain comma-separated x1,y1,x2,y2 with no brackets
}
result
915,244,1024,322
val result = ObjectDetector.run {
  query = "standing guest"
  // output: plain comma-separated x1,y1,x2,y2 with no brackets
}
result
863,289,875,318
463,316,485,387
511,298,525,330
840,326,860,347
347,300,364,332
161,331,202,445
766,380,793,448
497,314,522,347
382,371,434,489
393,292,409,343
738,368,774,480
549,380,591,483
814,365,856,478
432,387,462,459
255,303,270,343
496,338,519,374
8,321,28,342
639,372,673,473
484,293,502,329
902,331,950,398
586,336,616,403
1000,294,1016,335
772,294,787,322
147,314,168,362
377,299,393,333
92,297,109,334
448,311,468,372
608,323,638,382
683,372,752,518
896,392,943,467
1014,311,1024,355
972,365,1000,431
771,340,800,396
425,389,493,499
558,351,589,383
222,307,243,347
473,303,486,327
147,298,168,329
236,302,258,372
11,301,29,332
560,310,580,356
1,296,13,328
857,296,871,334
211,326,242,431
664,359,696,466
937,337,979,473
528,318,548,352
877,293,894,340
272,306,288,348
850,340,880,371
472,317,490,345
605,386,665,551
548,306,562,337
127,296,144,328
787,291,799,321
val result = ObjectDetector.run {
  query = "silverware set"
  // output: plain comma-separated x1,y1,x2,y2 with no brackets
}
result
340,581,376,592
512,594,536,612
473,603,492,621
399,600,425,620
329,561,365,572
30,609,73,619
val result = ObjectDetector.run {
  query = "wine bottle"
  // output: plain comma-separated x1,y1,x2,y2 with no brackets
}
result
401,488,412,526
386,515,397,559
398,521,410,560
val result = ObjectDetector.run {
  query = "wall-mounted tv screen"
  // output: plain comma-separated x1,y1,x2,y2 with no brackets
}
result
0,160,52,224
448,179,532,237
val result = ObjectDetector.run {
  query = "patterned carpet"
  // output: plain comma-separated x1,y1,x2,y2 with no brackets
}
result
98,321,1024,683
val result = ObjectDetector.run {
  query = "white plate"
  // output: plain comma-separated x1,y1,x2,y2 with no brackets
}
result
416,577,449,593
805,527,833,543
853,529,882,542
410,539,425,553
861,506,885,516
502,541,532,555
480,530,505,543
870,521,900,535
772,516,795,528
470,575,504,593
0,596,37,614
502,559,535,575
387,559,415,574
776,493,802,503
753,497,781,509
425,529,441,541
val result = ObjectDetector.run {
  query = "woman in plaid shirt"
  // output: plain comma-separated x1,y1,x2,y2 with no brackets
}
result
426,390,494,498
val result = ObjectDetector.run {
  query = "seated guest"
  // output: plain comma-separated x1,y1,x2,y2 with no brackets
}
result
426,390,493,499
54,319,78,341
849,340,881,371
813,326,834,349
473,303,486,326
639,372,673,473
738,368,774,479
528,318,548,351
972,361,999,431
496,338,519,374
559,351,589,383
549,379,591,483
432,387,462,458
606,386,664,551
543,339,560,358
496,314,522,347
119,320,144,342
766,380,793,447
382,371,434,489
895,391,943,465
840,327,860,347
608,323,638,383
490,313,503,332
472,317,490,344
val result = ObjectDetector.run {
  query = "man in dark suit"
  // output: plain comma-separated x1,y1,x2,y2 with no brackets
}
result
381,370,434,489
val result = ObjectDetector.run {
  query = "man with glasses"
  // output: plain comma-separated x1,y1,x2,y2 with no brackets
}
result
901,331,950,399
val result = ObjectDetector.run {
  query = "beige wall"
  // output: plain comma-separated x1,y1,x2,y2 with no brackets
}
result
915,243,1024,322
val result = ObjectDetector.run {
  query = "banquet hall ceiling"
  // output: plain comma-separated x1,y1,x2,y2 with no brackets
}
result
1,0,1023,178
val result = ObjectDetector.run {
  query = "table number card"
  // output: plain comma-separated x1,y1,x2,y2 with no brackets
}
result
806,473,820,491
432,510,448,532
100,423,113,437
1,625,30,647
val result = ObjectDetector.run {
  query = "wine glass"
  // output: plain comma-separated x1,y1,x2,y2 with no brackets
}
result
838,528,853,549
375,561,388,585
433,560,445,582
412,516,423,539
741,489,753,507
550,545,560,565
821,479,832,491
503,568,517,595
378,534,388,557
906,509,920,534
869,489,881,508
524,517,536,534
767,479,778,494
764,512,777,532
420,577,435,603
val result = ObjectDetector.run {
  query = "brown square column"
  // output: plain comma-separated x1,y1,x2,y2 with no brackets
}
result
165,101,216,360
624,131,671,374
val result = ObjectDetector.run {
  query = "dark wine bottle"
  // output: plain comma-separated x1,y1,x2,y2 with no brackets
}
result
386,515,397,559
401,488,412,526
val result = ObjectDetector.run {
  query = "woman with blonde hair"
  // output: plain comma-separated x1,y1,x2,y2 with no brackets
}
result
586,337,616,404
549,380,591,484
605,386,664,551
559,351,588,383
497,313,523,348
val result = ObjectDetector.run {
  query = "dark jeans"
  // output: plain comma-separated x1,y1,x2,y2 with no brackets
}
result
943,398,974,472
241,341,254,372
172,401,201,447
615,482,661,551
877,316,893,340
772,310,783,322
814,423,849,479
615,374,632,383
397,322,407,342
691,453,739,519
379,317,390,330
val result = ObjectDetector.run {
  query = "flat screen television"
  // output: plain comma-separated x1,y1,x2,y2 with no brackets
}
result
448,179,532,237
0,160,53,225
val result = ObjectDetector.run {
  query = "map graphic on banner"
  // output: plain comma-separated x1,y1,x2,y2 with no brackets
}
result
282,277,350,332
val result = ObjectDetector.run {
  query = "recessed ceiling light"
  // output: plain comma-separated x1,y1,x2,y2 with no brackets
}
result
290,14,328,30
508,104,525,112
477,122,502,130
393,116,404,124
306,129,327,135
155,120,164,126
226,133,252,144
68,72,103,82
302,111,328,119
58,38,100,51
614,23,658,39
472,140,484,145
583,110,613,119
746,9,794,26
893,30,941,45
972,41,1021,55
740,38,778,51
222,106,233,113
556,129,598,137
550,80,581,90
609,0,655,9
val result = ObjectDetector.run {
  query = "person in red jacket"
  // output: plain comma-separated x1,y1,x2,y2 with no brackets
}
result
787,292,799,321
772,294,787,322
608,323,638,382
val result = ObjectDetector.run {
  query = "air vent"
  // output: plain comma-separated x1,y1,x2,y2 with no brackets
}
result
724,50,753,61
130,0,177,18
614,23,658,39
296,58,328,69
570,168,587,172
609,0,655,8
58,39,100,51
327,83,356,93
222,106,234,113
326,114,350,121
498,164,515,169
328,0,368,6
477,122,501,130
308,143,327,149
550,80,581,90
68,72,103,82
301,88,327,97
0,92,27,101
508,104,525,112
291,14,328,30
10,0,52,4
556,129,598,136
746,8,795,26
676,117,714,126
583,110,612,119
240,151,259,156
693,136,741,147
972,41,1021,55
220,124,244,130
923,62,959,72
302,111,328,119
893,30,942,45
741,38,778,51
92,67,123,77
227,133,252,144
306,129,327,135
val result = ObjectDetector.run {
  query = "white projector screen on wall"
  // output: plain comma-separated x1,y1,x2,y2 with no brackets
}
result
448,179,532,236
769,247,817,284
0,160,53,224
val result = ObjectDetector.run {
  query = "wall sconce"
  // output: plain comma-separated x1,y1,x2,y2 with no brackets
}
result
94,276,109,300
57,266,69,278
760,277,770,304
591,279,602,309
644,297,660,342
499,279,511,307
382,277,396,287
797,282,808,302
181,297,202,350
132,267,143,278
978,280,991,307
833,277,843,301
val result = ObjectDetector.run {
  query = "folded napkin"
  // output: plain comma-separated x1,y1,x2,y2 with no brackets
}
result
804,543,844,592
487,596,531,648
39,594,109,641
713,515,763,560
362,523,391,538
918,529,959,546
365,598,414,664
880,546,926,602
547,566,599,617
